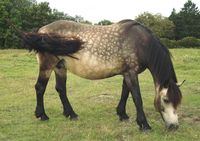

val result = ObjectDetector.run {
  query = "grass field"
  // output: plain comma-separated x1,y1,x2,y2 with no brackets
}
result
0,49,200,141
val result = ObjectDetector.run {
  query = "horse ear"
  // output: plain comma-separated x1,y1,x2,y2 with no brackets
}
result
176,80,186,87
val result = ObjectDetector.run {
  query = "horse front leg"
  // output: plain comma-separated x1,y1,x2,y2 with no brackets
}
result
54,61,78,120
116,78,130,121
124,71,151,131
35,69,52,120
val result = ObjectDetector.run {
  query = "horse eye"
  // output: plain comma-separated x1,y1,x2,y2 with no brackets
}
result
163,99,170,104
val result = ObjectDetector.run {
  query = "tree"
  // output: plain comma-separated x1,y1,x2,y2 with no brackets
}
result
0,0,87,49
0,0,34,48
51,9,75,21
21,2,53,31
169,0,200,39
97,19,113,25
136,12,175,39
74,15,91,24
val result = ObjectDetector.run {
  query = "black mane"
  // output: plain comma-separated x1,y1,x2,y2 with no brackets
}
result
146,34,177,88
120,21,179,90
144,30,182,107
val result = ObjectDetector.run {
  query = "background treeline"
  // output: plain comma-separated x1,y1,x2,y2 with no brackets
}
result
0,0,91,48
0,0,200,49
136,0,200,48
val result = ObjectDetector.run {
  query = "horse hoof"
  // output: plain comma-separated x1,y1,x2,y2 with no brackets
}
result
70,114,79,121
63,112,70,118
63,111,78,120
35,113,49,121
139,125,152,131
118,113,129,121
40,114,49,121
70,116,79,121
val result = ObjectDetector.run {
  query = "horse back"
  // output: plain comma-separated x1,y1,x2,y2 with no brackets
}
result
37,20,147,79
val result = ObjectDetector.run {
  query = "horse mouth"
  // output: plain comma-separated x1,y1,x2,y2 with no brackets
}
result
166,124,179,131
159,111,179,131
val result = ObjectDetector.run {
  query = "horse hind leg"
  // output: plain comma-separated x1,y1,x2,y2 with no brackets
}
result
116,78,130,121
35,68,52,120
54,60,78,120
35,53,57,120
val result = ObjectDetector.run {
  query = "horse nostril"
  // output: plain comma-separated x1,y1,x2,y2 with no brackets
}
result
167,124,179,131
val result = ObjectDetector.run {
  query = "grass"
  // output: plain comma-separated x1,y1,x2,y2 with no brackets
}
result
0,49,200,141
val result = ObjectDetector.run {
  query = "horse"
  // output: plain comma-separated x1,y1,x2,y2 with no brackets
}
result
17,19,183,131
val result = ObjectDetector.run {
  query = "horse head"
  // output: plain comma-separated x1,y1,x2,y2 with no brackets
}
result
154,80,183,130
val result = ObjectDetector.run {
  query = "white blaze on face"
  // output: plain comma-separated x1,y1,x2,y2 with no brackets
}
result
160,88,179,128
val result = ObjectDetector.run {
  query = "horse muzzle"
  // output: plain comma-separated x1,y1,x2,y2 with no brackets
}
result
166,123,179,131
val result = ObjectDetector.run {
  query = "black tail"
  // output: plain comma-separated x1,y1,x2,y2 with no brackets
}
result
7,20,83,56
20,32,83,56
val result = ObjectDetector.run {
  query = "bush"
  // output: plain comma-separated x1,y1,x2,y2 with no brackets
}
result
160,37,200,48
160,38,177,48
177,37,200,48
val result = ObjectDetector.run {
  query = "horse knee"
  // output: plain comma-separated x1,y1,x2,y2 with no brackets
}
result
35,82,46,94
55,85,66,94
55,85,61,93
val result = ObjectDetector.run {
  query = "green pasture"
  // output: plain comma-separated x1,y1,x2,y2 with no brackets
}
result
0,49,200,141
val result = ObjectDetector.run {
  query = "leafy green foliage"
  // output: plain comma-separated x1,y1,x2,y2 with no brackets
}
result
169,0,200,39
160,38,177,48
0,0,86,49
161,37,200,48
74,15,92,24
97,19,113,25
0,0,200,49
136,12,175,39
177,37,200,48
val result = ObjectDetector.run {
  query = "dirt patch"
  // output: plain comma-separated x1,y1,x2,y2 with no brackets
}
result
180,112,200,125
88,93,116,103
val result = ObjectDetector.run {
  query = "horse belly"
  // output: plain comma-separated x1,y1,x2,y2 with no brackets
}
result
63,52,123,80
